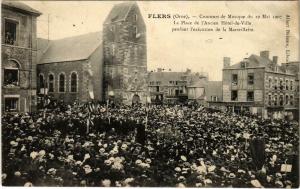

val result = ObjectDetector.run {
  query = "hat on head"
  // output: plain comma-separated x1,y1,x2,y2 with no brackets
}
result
24,182,33,187
275,180,283,187
251,179,262,188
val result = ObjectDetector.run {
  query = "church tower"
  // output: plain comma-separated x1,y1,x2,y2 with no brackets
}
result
103,2,147,105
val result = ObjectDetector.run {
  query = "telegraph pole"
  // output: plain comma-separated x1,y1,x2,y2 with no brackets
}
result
47,14,50,41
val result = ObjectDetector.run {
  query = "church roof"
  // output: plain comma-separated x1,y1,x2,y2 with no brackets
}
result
2,1,41,16
38,31,102,64
37,38,50,63
104,2,136,24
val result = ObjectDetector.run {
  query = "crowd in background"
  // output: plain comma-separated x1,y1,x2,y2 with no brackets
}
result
2,102,299,187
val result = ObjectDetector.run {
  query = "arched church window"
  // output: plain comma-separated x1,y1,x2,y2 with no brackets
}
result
59,73,65,92
71,72,78,92
48,74,54,92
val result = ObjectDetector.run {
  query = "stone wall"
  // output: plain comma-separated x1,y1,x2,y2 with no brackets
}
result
1,7,38,112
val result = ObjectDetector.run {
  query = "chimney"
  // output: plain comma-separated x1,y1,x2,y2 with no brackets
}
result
260,50,269,59
272,56,278,64
186,68,191,74
157,68,162,72
223,57,230,68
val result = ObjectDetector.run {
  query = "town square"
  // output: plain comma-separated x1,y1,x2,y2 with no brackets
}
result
1,1,299,187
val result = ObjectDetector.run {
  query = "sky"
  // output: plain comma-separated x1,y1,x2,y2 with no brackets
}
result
24,1,299,81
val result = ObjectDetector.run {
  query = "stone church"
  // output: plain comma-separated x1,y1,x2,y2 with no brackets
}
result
37,2,147,105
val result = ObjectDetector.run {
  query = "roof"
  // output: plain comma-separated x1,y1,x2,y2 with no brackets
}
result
104,2,136,24
188,79,207,88
38,31,102,64
149,71,207,86
37,38,50,63
227,54,273,69
2,1,41,16
225,54,287,73
149,72,185,85
281,62,300,75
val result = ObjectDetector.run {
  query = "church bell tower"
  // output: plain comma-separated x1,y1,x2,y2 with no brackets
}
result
103,2,147,105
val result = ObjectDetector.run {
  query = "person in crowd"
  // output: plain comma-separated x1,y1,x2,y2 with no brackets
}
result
1,102,299,187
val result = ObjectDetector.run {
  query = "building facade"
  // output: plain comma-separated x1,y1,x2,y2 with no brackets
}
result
148,68,208,104
222,51,299,119
206,81,223,106
1,1,41,112
187,80,222,107
103,2,148,105
37,32,103,104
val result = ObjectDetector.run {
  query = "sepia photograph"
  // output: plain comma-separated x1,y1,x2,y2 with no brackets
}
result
1,0,299,187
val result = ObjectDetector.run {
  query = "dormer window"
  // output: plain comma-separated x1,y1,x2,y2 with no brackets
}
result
4,19,18,45
241,62,247,68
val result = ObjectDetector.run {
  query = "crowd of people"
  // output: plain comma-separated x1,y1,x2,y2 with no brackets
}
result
2,102,299,187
